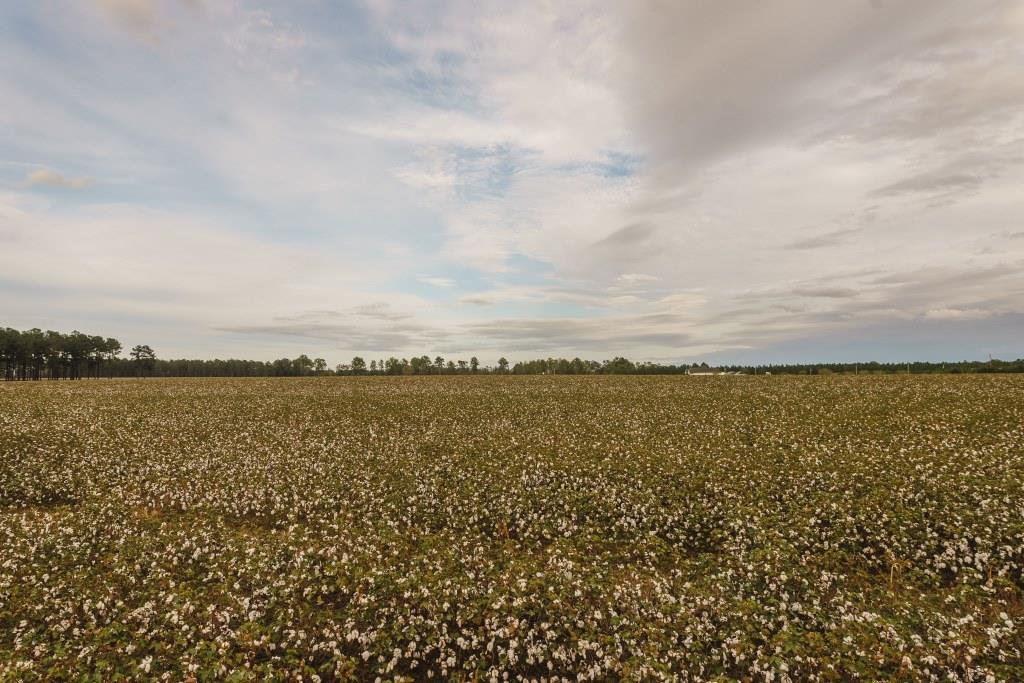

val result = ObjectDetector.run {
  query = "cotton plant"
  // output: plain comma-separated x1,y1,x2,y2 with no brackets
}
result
0,375,1022,680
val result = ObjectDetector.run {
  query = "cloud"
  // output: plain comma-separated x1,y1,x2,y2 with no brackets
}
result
792,287,859,299
218,319,449,352
924,308,995,321
352,303,413,322
24,169,93,189
594,223,656,248
94,0,159,38
457,285,587,308
587,223,661,267
460,295,494,306
615,2,981,178
872,264,1021,293
92,0,203,40
465,314,692,352
657,293,707,311
873,172,985,198
418,276,456,288
607,272,661,294
785,228,860,250
871,144,1024,204
616,272,659,284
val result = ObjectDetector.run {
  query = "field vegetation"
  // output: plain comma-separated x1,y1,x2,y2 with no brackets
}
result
1,376,1022,681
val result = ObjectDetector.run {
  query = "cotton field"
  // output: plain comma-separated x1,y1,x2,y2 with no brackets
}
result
1,376,1022,682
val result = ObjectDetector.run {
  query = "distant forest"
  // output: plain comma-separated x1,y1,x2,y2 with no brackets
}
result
3,326,1023,380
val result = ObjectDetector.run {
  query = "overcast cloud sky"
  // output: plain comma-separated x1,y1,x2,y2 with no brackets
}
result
2,0,1023,364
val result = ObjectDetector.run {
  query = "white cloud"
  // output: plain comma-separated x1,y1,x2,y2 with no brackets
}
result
419,276,456,288
617,273,658,284
924,308,996,321
24,169,93,189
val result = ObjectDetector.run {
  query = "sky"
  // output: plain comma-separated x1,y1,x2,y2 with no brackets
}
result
2,0,1023,365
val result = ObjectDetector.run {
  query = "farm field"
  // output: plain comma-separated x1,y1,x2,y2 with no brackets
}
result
1,376,1023,682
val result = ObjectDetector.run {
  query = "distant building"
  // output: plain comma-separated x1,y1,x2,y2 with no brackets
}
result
686,367,744,376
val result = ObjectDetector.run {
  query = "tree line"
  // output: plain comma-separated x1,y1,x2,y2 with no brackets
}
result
1,328,124,380
504,357,1024,375
4,326,1023,380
